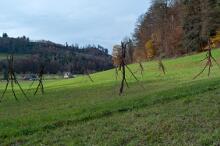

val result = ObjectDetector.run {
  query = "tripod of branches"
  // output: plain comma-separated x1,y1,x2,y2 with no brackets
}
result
118,42,144,95
1,54,28,102
194,39,220,79
34,64,45,95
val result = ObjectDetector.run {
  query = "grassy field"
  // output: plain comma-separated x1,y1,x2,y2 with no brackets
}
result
0,49,220,145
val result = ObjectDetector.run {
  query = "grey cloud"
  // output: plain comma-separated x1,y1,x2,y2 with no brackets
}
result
0,0,150,51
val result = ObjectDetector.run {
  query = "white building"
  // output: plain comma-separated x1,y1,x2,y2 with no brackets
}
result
64,72,73,79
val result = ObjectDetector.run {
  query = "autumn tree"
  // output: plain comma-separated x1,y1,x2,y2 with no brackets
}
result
133,0,184,60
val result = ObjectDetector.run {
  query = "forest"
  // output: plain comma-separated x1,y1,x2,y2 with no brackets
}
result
0,33,113,74
120,0,220,64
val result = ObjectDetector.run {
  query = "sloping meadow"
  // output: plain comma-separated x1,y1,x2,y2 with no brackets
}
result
0,49,220,145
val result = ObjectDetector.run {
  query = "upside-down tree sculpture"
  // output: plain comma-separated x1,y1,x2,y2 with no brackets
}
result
118,42,144,95
194,39,220,79
1,54,29,101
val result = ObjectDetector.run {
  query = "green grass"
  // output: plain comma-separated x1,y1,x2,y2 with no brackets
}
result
0,49,220,145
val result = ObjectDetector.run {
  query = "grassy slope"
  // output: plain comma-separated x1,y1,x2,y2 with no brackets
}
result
0,50,220,145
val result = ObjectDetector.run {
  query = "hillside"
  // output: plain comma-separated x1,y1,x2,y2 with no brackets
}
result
0,34,113,74
0,49,220,145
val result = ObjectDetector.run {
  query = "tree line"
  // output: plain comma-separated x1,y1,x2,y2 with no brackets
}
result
0,33,113,74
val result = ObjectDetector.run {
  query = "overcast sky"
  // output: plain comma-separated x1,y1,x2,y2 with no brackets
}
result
0,0,150,51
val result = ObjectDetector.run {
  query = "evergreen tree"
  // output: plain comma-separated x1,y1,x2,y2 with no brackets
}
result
183,0,220,52
182,0,202,52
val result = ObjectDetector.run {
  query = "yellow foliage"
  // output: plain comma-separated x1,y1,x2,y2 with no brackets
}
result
145,40,156,59
211,31,220,48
